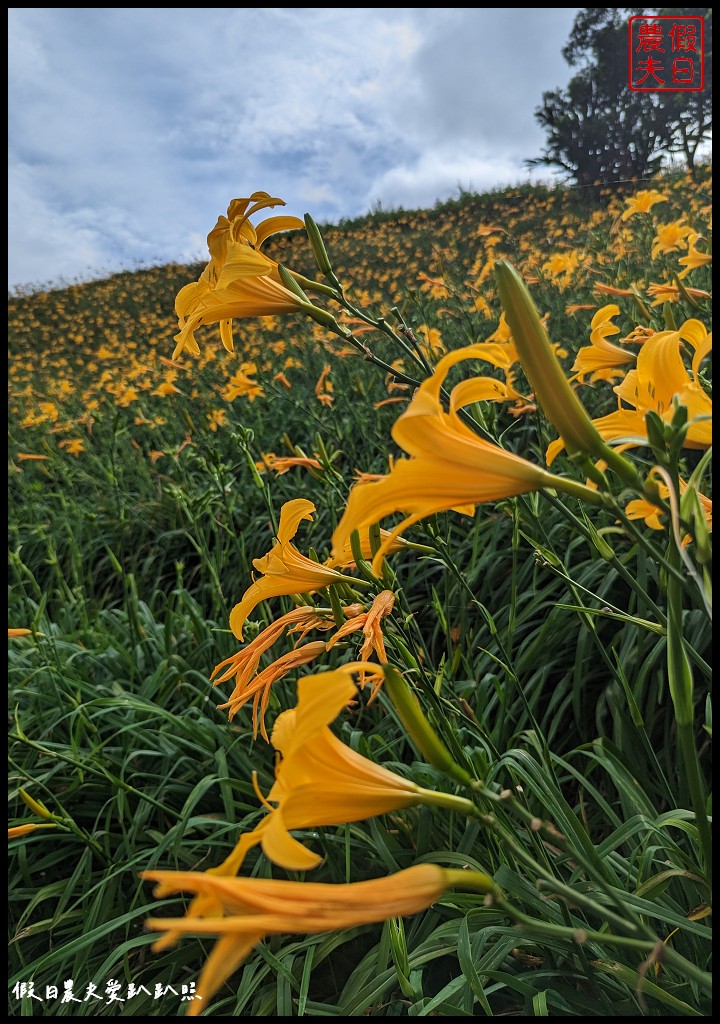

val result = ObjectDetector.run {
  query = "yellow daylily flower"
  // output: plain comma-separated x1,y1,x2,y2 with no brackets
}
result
229,499,352,640
625,495,667,531
619,189,667,221
571,305,636,384
222,368,264,402
548,320,712,462
246,665,430,871
678,233,712,278
143,863,496,1018
651,219,692,259
173,251,308,360
173,665,444,887
625,479,711,544
204,193,304,283
332,344,596,574
542,251,580,286
172,192,333,360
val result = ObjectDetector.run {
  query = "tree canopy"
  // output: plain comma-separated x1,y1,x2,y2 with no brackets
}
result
529,8,712,186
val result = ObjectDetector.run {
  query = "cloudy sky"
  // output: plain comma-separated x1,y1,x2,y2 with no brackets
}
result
8,7,583,292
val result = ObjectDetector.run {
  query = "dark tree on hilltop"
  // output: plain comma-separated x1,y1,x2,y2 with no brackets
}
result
529,8,712,186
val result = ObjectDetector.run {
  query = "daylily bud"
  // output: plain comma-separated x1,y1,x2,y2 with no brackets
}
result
304,214,334,276
277,264,312,302
303,303,342,330
495,260,643,488
382,665,473,787
495,260,603,460
19,789,55,820
278,264,340,330
584,520,615,562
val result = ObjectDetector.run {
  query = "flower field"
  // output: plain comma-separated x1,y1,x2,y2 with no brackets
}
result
8,167,712,1016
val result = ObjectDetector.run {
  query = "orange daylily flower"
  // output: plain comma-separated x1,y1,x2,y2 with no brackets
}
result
566,304,597,316
173,255,307,360
222,369,264,402
229,499,353,640
8,628,32,638
332,345,565,573
158,356,187,372
146,663,458,984
651,219,692,259
485,312,512,344
185,667,433,883
172,192,332,360
212,591,396,739
571,305,636,384
16,453,49,462
211,607,338,739
213,608,334,688
374,396,408,408
678,232,712,278
542,251,580,285
151,380,183,398
548,319,712,463
418,271,450,299
624,479,711,543
246,666,426,870
143,863,491,1018
58,438,85,457
116,387,140,407
206,408,228,432
619,189,667,221
216,640,328,741
205,193,304,275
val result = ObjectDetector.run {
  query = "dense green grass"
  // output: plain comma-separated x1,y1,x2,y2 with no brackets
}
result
9,167,712,1016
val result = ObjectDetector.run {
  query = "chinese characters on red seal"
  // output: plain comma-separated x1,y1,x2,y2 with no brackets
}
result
629,15,705,91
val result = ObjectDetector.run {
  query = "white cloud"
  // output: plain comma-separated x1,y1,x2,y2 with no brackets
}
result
8,7,583,290
364,147,558,213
